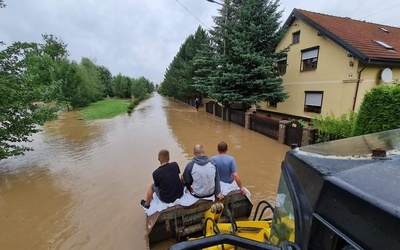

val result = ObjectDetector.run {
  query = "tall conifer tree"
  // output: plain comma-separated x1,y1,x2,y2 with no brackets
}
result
196,0,288,110
160,26,210,99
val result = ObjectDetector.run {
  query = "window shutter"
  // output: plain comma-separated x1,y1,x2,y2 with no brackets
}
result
301,49,318,60
305,92,322,106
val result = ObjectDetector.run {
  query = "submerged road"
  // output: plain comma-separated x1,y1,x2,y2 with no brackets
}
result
0,93,289,249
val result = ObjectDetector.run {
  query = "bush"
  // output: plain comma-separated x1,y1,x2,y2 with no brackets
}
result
354,84,400,135
127,96,147,114
312,111,357,143
127,102,135,110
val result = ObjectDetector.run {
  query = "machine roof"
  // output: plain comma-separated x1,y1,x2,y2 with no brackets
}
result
293,128,400,218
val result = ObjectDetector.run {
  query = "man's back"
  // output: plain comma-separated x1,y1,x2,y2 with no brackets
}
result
183,155,218,198
211,154,237,183
153,162,183,203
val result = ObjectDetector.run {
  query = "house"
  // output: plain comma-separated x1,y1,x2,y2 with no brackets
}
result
258,9,400,119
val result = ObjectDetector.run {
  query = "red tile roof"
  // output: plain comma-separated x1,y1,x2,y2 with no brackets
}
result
287,9,400,65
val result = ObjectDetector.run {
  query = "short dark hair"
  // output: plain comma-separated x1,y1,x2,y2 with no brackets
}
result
158,149,170,162
217,141,228,153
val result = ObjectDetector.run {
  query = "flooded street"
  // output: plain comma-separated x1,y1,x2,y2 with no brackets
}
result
0,93,289,250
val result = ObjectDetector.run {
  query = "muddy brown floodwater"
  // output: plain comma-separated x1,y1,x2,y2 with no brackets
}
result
0,93,289,250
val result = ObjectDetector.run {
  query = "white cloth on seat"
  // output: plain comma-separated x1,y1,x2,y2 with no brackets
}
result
145,187,214,216
220,181,251,195
144,182,250,216
220,181,240,195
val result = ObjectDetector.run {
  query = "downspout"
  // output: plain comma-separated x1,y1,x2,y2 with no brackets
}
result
352,66,366,111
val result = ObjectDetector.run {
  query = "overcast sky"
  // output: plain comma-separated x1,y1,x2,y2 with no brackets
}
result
1,0,399,84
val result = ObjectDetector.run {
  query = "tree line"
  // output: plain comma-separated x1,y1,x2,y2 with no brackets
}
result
1,2,153,160
158,0,288,111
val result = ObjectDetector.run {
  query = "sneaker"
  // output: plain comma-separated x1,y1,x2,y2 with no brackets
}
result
140,199,150,209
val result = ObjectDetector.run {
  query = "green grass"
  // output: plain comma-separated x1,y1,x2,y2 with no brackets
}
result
79,99,130,120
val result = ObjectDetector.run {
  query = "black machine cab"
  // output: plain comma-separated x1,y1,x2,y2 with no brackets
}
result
170,128,400,250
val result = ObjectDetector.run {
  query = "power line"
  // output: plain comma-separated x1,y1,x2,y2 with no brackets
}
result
175,0,210,29
359,3,400,20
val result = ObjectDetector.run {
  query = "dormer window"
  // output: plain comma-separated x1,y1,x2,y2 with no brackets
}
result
373,40,394,50
292,31,300,44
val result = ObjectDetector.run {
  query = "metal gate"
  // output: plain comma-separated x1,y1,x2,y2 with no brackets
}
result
285,121,303,147
250,114,279,140
229,109,245,127
215,103,222,118
205,101,214,114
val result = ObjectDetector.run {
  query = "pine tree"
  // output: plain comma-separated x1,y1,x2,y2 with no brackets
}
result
197,0,288,110
160,26,210,99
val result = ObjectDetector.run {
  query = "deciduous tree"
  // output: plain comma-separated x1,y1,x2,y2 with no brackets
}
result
97,65,114,97
113,73,130,98
78,57,104,103
0,41,58,160
132,76,153,99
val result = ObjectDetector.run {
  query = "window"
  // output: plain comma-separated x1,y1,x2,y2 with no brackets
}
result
301,47,319,71
276,56,287,75
309,214,360,250
292,31,300,44
270,173,295,245
304,91,323,113
268,101,277,107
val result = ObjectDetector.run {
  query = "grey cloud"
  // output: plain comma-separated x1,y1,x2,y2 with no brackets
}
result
0,0,399,83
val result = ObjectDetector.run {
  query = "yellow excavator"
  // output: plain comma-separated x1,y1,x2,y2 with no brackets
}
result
196,202,274,249
186,191,295,249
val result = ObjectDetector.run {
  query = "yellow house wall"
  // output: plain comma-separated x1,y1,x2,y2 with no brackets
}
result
260,18,400,119
354,66,400,110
